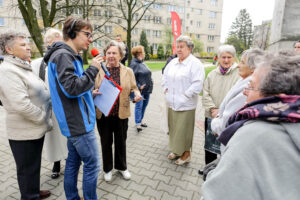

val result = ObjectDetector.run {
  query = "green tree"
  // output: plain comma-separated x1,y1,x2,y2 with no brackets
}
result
139,30,150,60
225,35,244,55
192,39,204,57
227,8,253,54
157,44,164,59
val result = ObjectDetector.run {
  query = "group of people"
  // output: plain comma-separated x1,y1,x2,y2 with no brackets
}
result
0,14,299,200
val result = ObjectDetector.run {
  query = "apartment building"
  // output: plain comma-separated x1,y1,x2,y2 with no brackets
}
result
0,0,223,55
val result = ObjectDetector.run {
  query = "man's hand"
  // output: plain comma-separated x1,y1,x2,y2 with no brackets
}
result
211,108,219,118
134,94,143,103
92,89,102,97
91,55,104,71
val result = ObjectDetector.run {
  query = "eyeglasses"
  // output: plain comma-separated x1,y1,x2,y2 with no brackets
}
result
79,31,92,39
244,83,260,92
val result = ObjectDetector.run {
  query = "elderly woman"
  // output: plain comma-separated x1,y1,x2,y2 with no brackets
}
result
0,32,52,199
202,45,240,166
162,35,205,165
31,28,67,179
130,45,153,132
202,54,300,200
211,48,265,137
95,40,142,181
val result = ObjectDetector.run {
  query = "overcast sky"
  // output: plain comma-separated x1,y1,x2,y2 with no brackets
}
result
221,0,275,42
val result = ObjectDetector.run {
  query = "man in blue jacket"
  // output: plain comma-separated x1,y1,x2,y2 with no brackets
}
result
44,17,103,200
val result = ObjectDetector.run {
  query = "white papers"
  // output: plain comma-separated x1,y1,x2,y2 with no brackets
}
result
94,77,121,116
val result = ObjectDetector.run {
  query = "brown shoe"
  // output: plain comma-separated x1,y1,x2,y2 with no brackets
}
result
40,190,51,199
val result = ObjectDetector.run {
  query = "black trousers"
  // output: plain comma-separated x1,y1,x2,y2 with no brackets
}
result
97,116,128,173
9,136,44,200
204,118,217,165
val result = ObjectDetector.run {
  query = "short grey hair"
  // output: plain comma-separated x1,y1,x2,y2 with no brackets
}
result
257,54,300,96
0,31,27,55
241,48,265,69
103,40,125,59
217,45,236,58
176,35,194,51
44,28,62,46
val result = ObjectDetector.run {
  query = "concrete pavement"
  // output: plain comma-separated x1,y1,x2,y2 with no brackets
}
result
0,71,205,199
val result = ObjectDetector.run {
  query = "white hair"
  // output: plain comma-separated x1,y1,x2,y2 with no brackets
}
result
218,45,236,58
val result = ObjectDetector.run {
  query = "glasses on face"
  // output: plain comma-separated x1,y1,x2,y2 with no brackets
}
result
79,31,92,39
244,82,260,92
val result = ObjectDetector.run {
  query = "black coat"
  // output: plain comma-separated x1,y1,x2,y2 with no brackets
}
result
129,58,153,94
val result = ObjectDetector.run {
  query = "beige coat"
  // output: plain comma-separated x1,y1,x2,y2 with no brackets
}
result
0,56,52,140
94,63,140,119
202,64,240,118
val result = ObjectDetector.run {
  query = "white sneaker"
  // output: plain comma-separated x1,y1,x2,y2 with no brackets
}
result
119,170,131,180
104,171,112,182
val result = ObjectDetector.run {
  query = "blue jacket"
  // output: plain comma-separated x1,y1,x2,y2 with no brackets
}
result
44,42,99,137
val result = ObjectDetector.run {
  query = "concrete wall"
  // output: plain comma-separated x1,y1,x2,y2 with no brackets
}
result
269,0,300,52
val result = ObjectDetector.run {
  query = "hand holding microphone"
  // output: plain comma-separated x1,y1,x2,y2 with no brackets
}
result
91,48,110,78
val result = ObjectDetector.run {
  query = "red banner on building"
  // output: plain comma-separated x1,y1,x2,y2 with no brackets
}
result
171,11,181,54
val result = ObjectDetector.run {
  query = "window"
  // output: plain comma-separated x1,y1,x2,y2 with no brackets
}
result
196,34,200,39
167,18,172,25
207,47,214,53
167,5,176,12
73,8,82,15
132,28,138,35
93,41,102,48
0,18,4,26
210,11,217,18
0,0,3,6
118,19,122,24
105,0,112,2
152,30,161,38
104,26,112,34
208,35,215,41
191,8,194,12
105,10,112,18
199,0,203,2
93,9,101,16
178,7,184,13
94,25,101,32
132,42,138,47
209,23,216,29
197,9,202,15
153,3,162,9
152,43,158,50
145,29,151,37
187,13,190,19
133,13,139,21
153,16,161,24
190,20,193,25
210,0,217,6
144,15,151,22
197,21,201,27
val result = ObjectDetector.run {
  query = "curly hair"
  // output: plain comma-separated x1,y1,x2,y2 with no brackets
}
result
0,31,27,55
103,40,125,59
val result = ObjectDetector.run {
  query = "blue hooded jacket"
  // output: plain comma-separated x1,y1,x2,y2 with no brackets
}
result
44,42,99,137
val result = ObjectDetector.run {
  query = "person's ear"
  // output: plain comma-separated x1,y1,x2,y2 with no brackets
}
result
5,45,14,55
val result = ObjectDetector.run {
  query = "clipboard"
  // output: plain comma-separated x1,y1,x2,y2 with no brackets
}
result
94,75,122,116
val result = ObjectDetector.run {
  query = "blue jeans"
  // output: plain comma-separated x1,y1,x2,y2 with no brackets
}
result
64,130,100,200
135,93,150,125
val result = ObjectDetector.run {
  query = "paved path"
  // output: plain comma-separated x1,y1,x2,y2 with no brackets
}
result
0,71,205,199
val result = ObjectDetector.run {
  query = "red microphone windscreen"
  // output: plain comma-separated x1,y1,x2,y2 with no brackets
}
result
91,48,99,57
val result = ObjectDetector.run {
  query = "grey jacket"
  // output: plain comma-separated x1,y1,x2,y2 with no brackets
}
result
202,120,300,200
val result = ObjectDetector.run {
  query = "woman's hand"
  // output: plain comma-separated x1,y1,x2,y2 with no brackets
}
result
92,89,102,97
140,84,146,90
134,94,143,103
211,108,219,118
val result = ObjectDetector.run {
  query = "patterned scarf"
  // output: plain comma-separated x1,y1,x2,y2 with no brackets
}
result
218,94,300,145
219,65,230,75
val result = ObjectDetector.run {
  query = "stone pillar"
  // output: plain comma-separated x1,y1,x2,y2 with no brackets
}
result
269,0,300,52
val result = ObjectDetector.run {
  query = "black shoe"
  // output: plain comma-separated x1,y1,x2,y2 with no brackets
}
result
141,123,148,128
137,126,142,132
51,172,60,179
198,170,204,175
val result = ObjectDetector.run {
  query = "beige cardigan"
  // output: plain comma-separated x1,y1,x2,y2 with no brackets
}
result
94,63,140,119
0,56,52,140
202,63,240,118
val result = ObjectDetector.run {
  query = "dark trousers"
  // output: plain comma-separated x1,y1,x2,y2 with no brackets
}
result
9,137,44,200
97,116,128,173
204,118,217,165
52,161,60,173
